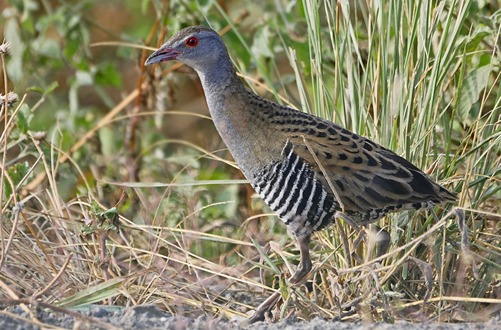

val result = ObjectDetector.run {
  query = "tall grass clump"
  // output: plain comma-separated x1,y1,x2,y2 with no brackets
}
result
0,0,499,326
267,0,500,321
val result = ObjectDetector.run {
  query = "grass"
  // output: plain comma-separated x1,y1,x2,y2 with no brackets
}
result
0,0,500,326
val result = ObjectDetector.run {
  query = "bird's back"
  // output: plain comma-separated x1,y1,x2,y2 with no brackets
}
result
233,91,456,233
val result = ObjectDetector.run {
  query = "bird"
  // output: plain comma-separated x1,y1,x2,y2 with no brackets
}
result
144,26,457,322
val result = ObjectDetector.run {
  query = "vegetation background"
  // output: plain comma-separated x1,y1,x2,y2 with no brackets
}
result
0,0,499,325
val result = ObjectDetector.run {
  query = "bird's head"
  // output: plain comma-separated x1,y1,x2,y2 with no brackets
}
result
145,26,229,73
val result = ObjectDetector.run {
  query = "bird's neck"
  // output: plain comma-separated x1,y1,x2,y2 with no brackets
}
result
196,60,245,103
195,59,249,129
195,60,270,176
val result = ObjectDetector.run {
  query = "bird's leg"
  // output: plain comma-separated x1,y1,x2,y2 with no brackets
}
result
369,224,390,258
248,235,312,323
336,212,390,261
290,235,312,284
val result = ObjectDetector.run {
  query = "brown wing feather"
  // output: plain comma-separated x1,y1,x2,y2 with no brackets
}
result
284,119,456,217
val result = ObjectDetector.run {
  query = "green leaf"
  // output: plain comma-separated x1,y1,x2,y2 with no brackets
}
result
252,26,274,59
457,65,491,125
225,31,251,70
31,37,62,59
5,19,25,83
98,126,116,157
465,26,491,53
94,207,118,221
17,104,32,134
95,63,122,87
3,162,30,199
64,37,81,59
45,81,60,94
57,278,125,308
27,81,59,95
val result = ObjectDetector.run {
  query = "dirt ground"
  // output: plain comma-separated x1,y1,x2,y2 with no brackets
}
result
1,304,500,330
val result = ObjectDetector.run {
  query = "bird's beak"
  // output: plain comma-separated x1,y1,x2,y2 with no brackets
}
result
145,47,181,65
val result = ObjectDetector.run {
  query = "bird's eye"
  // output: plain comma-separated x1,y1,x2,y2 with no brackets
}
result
185,36,199,47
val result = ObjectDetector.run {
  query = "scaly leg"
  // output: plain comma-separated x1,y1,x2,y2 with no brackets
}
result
248,235,312,323
289,235,312,284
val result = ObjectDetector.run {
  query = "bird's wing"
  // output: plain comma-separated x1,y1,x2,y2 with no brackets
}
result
285,122,454,216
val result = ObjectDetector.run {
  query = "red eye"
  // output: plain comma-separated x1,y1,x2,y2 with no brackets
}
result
185,36,198,47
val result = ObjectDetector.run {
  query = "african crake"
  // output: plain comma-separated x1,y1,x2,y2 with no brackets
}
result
145,26,456,322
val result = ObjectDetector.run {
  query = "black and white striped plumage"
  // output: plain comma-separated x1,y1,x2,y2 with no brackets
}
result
253,142,338,237
145,26,457,322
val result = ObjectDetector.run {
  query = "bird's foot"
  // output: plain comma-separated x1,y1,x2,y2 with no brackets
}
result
289,259,312,285
248,235,312,323
248,256,312,323
248,291,282,324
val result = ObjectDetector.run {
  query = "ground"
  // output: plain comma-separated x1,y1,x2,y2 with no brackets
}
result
1,305,500,330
